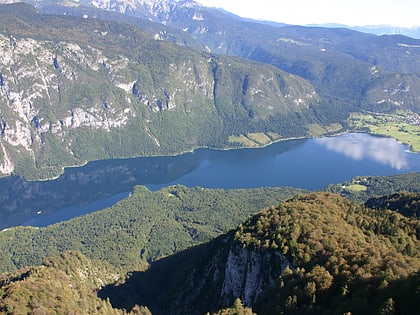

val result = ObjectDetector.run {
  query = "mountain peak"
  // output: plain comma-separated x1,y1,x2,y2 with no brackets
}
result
0,0,203,20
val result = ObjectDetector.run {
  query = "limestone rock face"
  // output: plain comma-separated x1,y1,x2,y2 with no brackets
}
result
0,33,137,177
0,3,322,179
153,231,291,314
220,243,290,307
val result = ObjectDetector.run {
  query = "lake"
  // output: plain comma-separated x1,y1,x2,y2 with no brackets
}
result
1,133,419,229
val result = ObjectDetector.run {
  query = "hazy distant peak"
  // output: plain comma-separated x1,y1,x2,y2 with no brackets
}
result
306,22,420,39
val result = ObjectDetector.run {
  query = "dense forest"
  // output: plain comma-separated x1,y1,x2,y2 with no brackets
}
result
0,251,151,315
0,186,304,274
365,192,420,217
1,187,419,314
238,193,419,314
96,192,419,314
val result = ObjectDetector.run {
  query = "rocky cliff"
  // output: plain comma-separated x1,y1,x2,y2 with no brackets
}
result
98,192,420,314
0,3,323,179
1,1,419,179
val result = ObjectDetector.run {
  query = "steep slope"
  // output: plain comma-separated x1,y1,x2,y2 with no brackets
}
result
1,192,418,314
1,1,419,180
0,3,327,179
365,192,420,218
38,2,202,48
13,0,420,113
99,192,420,315
159,2,420,113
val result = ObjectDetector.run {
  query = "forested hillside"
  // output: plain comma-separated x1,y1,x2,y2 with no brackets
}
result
1,192,418,314
0,251,150,314
0,185,303,274
365,192,420,217
325,172,420,203
0,1,419,179
100,192,420,314
31,0,420,114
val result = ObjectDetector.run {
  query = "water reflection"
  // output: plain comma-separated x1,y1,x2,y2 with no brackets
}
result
0,139,303,229
1,133,419,229
0,152,209,229
315,133,409,170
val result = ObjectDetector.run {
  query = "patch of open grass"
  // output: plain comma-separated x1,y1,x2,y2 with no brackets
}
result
229,132,281,147
228,135,259,147
307,123,343,136
345,184,368,192
307,123,326,136
266,132,281,141
247,133,272,145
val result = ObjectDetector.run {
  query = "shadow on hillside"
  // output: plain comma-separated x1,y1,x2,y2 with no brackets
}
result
98,233,233,315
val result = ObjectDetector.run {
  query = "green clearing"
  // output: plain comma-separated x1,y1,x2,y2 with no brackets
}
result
345,184,368,192
247,132,273,145
228,132,280,147
228,135,259,147
349,111,420,152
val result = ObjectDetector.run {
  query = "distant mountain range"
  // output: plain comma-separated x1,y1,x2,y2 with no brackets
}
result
308,23,420,39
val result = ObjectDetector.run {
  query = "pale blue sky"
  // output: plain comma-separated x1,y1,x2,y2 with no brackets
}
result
196,0,419,27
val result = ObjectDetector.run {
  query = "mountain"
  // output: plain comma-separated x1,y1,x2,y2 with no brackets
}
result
97,192,419,314
306,23,420,39
354,25,420,40
145,1,420,110
100,193,420,314
0,1,419,179
1,192,419,314
0,2,328,180
20,0,420,108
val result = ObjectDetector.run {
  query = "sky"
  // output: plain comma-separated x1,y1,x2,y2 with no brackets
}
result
195,0,419,28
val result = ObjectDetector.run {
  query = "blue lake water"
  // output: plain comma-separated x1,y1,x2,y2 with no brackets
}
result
1,133,419,229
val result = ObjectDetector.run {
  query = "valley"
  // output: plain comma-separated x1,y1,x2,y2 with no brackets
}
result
0,1,419,314
0,1,419,180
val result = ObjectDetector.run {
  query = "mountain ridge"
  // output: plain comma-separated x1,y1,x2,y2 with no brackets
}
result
0,1,419,179
0,2,331,180
98,192,420,314
306,23,420,39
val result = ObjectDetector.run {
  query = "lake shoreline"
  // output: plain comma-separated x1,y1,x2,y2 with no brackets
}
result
1,132,419,230
5,128,419,185
18,129,355,183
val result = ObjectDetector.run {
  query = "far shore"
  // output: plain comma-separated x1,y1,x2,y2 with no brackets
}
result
6,129,420,182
